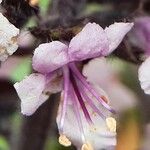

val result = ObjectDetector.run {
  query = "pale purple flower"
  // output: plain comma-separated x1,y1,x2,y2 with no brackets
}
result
83,58,137,113
0,13,19,61
14,22,133,149
18,31,35,48
0,0,19,61
129,17,150,55
129,17,150,95
139,57,150,94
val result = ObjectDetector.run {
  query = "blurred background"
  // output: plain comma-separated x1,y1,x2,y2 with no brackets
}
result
0,0,150,149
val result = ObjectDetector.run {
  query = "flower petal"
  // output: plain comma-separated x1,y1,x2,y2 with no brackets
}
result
105,22,134,54
0,13,20,61
44,70,63,93
18,30,36,48
68,22,109,61
32,41,69,74
83,58,137,112
56,91,116,150
139,57,150,94
14,73,49,116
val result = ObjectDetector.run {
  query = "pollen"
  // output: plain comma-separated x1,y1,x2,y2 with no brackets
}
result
89,126,97,133
81,142,93,150
106,117,116,132
59,134,71,147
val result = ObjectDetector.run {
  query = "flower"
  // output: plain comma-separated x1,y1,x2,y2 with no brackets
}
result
83,58,137,113
129,17,150,94
139,57,150,94
128,17,150,55
14,22,133,149
0,12,19,61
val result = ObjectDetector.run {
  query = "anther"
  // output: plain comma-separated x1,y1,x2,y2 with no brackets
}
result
81,142,93,150
101,95,110,104
59,134,71,147
106,117,116,132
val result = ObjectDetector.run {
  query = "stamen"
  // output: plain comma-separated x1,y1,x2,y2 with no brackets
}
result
70,84,86,142
69,62,116,114
106,117,116,132
81,142,93,150
101,95,110,104
70,73,93,125
59,65,70,132
76,80,106,119
59,134,71,147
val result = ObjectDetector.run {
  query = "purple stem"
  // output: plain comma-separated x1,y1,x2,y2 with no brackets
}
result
69,62,116,114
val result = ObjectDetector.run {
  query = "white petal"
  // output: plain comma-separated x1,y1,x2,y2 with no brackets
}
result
0,13,19,61
105,22,134,54
32,41,69,74
68,22,109,61
56,93,116,150
139,57,150,94
14,73,49,116
83,58,137,112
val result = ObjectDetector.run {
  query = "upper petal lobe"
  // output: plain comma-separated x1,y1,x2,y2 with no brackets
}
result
32,41,69,74
69,23,109,61
104,22,134,54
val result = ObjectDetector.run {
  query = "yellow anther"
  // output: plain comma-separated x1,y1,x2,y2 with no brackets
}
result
106,117,116,132
28,0,39,6
81,142,93,150
59,135,71,147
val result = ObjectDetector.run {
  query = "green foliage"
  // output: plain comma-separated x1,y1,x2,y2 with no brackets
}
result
0,136,9,150
10,58,31,82
84,3,102,14
45,137,75,150
39,0,51,14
